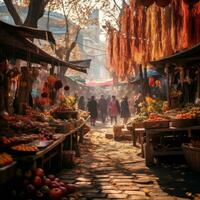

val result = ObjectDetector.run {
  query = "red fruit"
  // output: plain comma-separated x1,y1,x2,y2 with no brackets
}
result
48,188,63,200
48,174,55,181
59,186,67,194
44,178,51,186
54,178,60,182
65,184,76,194
27,184,36,193
34,176,42,187
59,182,65,187
51,181,59,187
34,168,44,177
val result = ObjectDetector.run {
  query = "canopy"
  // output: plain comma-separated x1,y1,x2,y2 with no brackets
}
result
0,21,90,73
85,79,113,87
150,43,200,68
129,70,162,84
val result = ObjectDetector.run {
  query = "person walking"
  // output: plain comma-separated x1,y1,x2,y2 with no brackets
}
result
120,96,130,124
98,95,107,123
78,96,85,110
87,96,98,126
108,95,120,125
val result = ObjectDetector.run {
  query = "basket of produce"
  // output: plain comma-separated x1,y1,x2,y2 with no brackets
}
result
11,144,38,156
182,143,200,172
170,113,196,128
52,111,78,120
143,113,170,129
0,153,16,184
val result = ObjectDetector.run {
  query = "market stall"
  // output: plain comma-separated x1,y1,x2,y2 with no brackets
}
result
128,43,200,169
0,21,91,199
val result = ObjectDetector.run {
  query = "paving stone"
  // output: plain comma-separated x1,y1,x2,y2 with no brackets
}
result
119,186,140,191
100,185,117,190
95,178,111,182
95,175,110,178
128,196,150,200
112,179,134,183
84,193,107,198
126,190,146,196
102,190,122,194
107,193,128,199
76,177,93,182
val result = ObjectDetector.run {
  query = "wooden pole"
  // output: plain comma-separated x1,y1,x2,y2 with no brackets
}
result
166,65,171,108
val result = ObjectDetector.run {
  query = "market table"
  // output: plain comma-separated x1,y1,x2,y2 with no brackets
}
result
15,116,90,170
135,126,200,167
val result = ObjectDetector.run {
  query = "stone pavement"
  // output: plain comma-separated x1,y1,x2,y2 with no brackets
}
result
58,122,200,200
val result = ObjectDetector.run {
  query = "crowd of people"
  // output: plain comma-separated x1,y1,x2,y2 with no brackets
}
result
78,95,131,126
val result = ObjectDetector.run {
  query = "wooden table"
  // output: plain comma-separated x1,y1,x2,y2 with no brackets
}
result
16,116,90,170
134,126,200,167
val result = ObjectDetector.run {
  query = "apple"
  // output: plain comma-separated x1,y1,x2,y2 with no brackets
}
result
36,190,44,198
48,174,55,181
65,184,76,194
41,185,50,194
48,188,63,200
34,176,42,187
54,178,60,182
59,182,65,187
59,186,67,194
27,184,36,193
34,168,44,178
44,178,51,186
51,181,60,187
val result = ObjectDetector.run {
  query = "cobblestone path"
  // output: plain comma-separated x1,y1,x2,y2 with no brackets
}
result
58,122,200,200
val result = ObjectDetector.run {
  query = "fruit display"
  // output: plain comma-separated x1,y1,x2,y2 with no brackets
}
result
144,113,169,122
0,153,13,167
78,110,90,120
52,96,76,113
10,168,76,200
176,112,196,119
11,144,38,153
1,136,17,145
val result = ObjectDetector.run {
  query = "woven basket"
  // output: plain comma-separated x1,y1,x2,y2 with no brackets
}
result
182,143,200,172
143,121,169,129
52,111,78,120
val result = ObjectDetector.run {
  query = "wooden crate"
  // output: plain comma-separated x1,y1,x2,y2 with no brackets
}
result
182,143,200,172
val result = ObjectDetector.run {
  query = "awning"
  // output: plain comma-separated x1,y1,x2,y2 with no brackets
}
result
0,21,91,73
85,79,113,87
129,70,162,84
150,43,200,68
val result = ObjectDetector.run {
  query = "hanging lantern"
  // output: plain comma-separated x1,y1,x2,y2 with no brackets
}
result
136,0,155,7
156,0,171,7
183,0,200,5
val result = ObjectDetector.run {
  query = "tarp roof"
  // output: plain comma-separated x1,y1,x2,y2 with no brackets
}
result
150,43,200,68
0,21,90,73
85,79,113,87
129,70,162,84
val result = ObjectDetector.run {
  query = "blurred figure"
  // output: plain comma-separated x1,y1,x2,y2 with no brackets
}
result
120,96,130,124
134,92,143,114
78,96,85,110
87,96,98,126
98,95,107,123
108,95,120,125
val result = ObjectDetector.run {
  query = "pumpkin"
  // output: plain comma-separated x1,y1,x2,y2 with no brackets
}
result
136,0,155,7
156,0,170,7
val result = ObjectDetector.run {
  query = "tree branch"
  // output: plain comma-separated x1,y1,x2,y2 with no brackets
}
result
3,0,22,25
